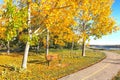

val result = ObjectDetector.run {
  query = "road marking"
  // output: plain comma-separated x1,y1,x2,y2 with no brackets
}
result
81,63,110,80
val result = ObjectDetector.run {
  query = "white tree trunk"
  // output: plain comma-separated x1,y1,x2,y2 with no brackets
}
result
46,29,49,56
21,1,31,69
22,42,30,69
82,39,85,56
82,22,86,56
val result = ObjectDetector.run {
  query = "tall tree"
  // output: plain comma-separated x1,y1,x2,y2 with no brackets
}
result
0,0,24,54
21,0,79,69
21,0,32,69
76,0,117,56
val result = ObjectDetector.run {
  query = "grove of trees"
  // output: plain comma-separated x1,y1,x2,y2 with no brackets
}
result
0,0,119,69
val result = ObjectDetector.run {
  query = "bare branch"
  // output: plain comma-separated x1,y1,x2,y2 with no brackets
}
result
35,28,47,36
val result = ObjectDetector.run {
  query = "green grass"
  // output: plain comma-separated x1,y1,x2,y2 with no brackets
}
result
113,50,120,54
113,71,120,80
0,49,105,80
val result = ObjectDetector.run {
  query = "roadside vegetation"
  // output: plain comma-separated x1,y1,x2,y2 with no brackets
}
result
113,50,120,54
113,71,120,80
0,49,105,80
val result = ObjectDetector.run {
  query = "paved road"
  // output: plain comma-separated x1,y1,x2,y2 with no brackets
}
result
58,51,120,80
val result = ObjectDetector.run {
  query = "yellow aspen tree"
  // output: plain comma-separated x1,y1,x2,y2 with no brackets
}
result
76,0,117,56
21,0,79,69
0,0,22,54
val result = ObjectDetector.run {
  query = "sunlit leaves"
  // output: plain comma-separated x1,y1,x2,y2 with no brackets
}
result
29,0,79,46
0,0,28,42
76,0,116,42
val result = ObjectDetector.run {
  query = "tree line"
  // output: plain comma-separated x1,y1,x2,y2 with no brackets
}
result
0,0,119,69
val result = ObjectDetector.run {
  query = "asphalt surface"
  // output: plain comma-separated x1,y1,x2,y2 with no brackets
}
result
58,51,120,80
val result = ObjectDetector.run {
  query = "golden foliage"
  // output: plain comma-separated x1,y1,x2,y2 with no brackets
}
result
76,0,115,43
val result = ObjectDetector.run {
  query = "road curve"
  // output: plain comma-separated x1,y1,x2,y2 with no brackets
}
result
58,51,120,80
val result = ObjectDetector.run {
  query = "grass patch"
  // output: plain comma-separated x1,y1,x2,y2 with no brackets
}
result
112,50,120,54
113,70,120,80
0,49,105,80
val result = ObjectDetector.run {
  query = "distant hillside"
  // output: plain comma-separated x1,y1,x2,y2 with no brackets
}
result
90,45,120,50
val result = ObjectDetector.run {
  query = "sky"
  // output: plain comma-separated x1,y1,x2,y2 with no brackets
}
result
0,0,2,4
0,0,120,45
90,0,120,45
